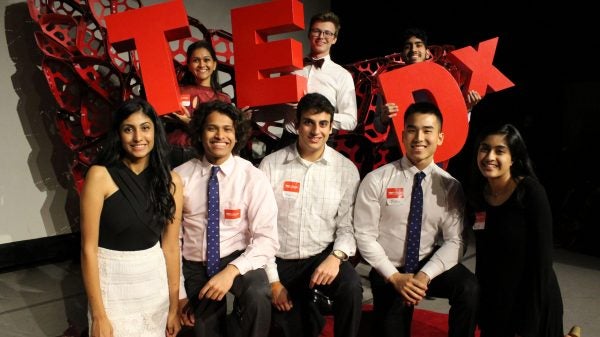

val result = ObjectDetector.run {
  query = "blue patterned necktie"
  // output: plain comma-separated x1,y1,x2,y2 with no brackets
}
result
405,171,426,273
206,166,220,277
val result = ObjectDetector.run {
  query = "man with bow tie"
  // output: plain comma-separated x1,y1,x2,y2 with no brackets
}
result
279,11,357,147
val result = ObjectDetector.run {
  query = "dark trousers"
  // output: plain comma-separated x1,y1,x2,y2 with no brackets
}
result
271,248,363,337
182,251,271,337
369,262,478,337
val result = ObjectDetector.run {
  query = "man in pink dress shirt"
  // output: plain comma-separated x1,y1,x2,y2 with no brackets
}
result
174,100,279,337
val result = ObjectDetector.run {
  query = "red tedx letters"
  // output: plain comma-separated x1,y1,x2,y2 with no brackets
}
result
231,0,307,108
103,0,513,160
105,0,190,115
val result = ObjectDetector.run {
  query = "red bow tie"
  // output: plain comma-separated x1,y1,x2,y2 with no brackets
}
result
303,57,324,69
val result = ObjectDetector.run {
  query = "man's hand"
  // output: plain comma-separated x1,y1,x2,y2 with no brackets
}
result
199,264,240,301
178,298,195,327
380,103,398,125
271,281,293,311
466,90,482,111
309,255,341,288
388,271,428,305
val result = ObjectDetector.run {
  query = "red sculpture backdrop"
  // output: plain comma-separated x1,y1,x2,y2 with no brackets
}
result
27,0,513,193
27,0,235,192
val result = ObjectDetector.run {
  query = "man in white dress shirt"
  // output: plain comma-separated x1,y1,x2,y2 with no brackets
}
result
279,11,357,147
354,101,478,337
259,93,362,337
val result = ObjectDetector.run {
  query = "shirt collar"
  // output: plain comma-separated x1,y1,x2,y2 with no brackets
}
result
283,143,333,165
200,154,234,177
306,54,330,66
400,156,434,178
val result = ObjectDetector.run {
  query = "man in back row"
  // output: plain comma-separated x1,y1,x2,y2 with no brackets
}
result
279,11,357,147
375,28,482,163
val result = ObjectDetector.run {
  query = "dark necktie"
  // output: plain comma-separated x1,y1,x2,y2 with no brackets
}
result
303,57,324,69
405,171,426,273
206,166,220,277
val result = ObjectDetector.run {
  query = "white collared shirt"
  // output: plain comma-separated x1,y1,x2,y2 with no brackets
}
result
284,54,357,132
259,144,360,283
354,156,465,281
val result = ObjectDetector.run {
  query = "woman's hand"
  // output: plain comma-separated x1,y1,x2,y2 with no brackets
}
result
90,315,113,337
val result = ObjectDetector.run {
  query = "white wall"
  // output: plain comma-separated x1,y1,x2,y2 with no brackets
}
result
0,0,329,245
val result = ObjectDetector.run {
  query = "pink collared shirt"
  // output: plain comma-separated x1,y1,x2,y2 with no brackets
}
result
174,155,279,298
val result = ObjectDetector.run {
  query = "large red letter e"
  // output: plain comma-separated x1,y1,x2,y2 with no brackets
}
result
231,0,306,108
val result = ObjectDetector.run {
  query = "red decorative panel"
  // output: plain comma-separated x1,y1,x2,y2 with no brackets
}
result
27,0,513,196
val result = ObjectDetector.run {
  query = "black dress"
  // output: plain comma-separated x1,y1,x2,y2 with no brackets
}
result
90,161,170,336
473,177,563,337
98,161,162,250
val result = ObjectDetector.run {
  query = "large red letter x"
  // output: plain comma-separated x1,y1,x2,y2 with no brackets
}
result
447,37,514,97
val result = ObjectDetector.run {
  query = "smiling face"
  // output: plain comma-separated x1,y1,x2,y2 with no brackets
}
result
402,112,443,170
187,46,217,87
401,35,428,64
201,110,236,165
477,134,513,181
295,109,332,162
119,110,154,163
308,20,337,59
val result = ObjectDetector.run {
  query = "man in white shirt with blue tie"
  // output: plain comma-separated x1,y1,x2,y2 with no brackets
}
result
354,101,478,337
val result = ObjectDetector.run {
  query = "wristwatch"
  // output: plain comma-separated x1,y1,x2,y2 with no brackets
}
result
331,249,348,262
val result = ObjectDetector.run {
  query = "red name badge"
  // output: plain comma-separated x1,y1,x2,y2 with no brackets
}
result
386,188,404,199
224,209,241,220
283,181,300,193
473,211,486,230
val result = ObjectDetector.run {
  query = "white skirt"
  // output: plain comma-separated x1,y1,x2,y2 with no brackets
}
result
88,242,169,337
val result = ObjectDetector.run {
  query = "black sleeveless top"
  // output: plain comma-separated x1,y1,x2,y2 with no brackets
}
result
98,162,163,251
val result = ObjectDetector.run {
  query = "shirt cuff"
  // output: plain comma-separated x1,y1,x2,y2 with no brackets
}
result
230,255,251,276
419,261,445,281
265,262,280,283
179,278,187,300
378,261,400,281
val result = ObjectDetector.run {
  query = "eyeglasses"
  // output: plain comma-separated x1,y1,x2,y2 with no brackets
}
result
309,29,336,38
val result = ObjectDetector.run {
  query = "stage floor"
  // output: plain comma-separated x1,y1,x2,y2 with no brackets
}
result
1,243,597,336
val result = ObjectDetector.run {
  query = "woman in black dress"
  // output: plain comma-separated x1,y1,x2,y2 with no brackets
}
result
467,124,564,337
80,98,183,337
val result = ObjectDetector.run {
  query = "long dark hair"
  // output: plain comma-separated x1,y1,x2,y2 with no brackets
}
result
467,123,537,208
95,98,176,226
180,40,223,96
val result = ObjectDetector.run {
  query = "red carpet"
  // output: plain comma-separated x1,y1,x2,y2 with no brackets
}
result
320,304,481,337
